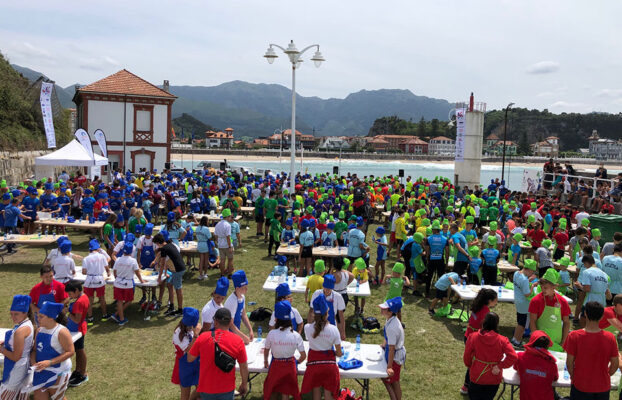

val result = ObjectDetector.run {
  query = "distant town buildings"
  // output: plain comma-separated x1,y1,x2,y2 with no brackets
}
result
531,136,559,157
428,136,455,156
266,129,317,150
205,128,234,148
588,130,622,160
318,136,350,150
399,137,428,154
484,133,517,156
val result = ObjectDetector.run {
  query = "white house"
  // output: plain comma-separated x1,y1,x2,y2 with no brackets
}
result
205,128,234,148
531,136,559,157
428,136,455,156
318,136,350,150
73,69,177,174
588,130,622,160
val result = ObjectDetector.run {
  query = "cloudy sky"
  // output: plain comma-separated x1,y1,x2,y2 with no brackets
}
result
1,1,621,114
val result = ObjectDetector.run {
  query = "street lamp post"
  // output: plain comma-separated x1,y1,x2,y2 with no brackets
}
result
264,40,325,195
501,102,515,182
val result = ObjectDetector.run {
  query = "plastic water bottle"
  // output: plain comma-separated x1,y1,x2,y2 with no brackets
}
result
257,326,262,342
293,275,296,287
498,285,502,296
563,364,570,380
356,279,360,293
462,278,466,289
481,277,485,287
355,335,361,351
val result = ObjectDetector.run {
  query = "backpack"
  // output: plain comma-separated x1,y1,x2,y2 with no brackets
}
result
337,388,362,400
363,317,380,330
249,307,272,322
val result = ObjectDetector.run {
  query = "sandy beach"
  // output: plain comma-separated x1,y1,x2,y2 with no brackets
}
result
171,152,618,171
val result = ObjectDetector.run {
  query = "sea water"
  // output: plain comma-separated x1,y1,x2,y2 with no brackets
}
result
176,158,538,190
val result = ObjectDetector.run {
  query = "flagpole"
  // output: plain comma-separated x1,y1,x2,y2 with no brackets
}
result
191,129,194,171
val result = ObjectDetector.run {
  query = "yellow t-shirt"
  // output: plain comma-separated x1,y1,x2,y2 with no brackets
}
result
395,217,407,241
416,226,427,238
353,268,368,281
306,275,324,294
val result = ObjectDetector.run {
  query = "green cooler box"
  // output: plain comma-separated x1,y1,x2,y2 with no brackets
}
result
589,214,622,245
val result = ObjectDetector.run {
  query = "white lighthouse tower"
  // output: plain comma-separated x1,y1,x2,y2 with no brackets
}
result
454,93,485,189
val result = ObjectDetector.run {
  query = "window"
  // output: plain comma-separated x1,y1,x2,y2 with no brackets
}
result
133,105,154,143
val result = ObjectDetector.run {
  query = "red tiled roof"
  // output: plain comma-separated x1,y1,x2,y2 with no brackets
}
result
401,137,427,145
282,129,303,136
369,137,389,144
78,69,176,98
430,136,454,142
486,133,500,140
225,127,234,131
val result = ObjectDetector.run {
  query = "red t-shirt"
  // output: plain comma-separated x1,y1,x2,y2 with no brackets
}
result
602,204,614,214
553,232,569,248
528,293,571,320
514,350,558,400
563,329,618,393
189,329,247,394
465,305,490,338
598,307,622,330
71,293,90,335
29,281,68,306
527,229,546,248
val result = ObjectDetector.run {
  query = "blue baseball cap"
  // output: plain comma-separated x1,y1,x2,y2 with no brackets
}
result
123,242,133,255
276,283,291,298
274,300,292,321
312,294,329,315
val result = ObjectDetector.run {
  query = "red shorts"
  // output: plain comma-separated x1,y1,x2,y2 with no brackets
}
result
84,286,105,297
382,362,401,384
390,232,397,243
114,287,134,302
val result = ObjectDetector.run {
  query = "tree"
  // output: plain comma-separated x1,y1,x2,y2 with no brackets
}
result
518,131,530,155
417,117,426,137
430,118,440,137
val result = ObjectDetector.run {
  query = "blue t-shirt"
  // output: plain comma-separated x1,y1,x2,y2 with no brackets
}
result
347,228,365,257
109,198,122,211
460,229,478,243
469,258,482,274
602,255,622,294
21,196,39,217
435,272,459,291
299,230,314,247
321,231,337,247
0,203,5,227
3,205,21,227
482,248,500,267
56,195,70,214
230,221,240,246
513,271,531,314
578,267,610,306
81,196,95,213
40,194,58,210
410,242,423,267
509,244,521,265
451,233,469,262
427,234,448,260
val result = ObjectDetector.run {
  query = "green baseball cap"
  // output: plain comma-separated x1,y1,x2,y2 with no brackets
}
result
513,233,523,241
221,208,231,217
489,221,498,231
487,236,498,245
541,239,552,248
468,246,480,258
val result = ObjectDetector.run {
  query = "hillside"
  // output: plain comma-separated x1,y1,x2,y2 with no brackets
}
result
11,64,76,109
1,54,72,151
172,113,216,138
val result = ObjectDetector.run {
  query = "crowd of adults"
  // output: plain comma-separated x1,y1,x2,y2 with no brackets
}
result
0,163,621,400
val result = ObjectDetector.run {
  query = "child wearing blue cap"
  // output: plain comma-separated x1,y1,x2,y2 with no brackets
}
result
21,186,38,234
3,198,31,254
112,242,145,326
224,271,253,344
201,276,228,332
301,294,343,399
82,239,112,324
374,226,388,285
379,297,406,400
31,301,74,399
269,283,304,334
171,307,201,400
0,295,34,398
310,274,346,340
52,240,76,284
263,300,306,400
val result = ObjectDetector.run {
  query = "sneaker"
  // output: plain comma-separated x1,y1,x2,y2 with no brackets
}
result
428,309,435,317
510,338,523,349
173,309,183,317
460,385,468,395
100,314,112,322
164,307,176,316
118,318,129,326
86,317,94,326
69,373,88,387
138,295,147,305
110,314,119,323
197,274,205,281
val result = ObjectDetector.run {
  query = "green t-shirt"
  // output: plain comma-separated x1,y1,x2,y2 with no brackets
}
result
386,277,404,300
488,207,499,221
479,208,489,222
114,227,125,241
334,221,348,240
128,216,146,235
255,197,265,216
103,223,113,238
263,198,278,219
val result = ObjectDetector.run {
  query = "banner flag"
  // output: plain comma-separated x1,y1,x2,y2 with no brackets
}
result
454,108,466,162
93,129,108,158
74,129,95,164
40,82,56,148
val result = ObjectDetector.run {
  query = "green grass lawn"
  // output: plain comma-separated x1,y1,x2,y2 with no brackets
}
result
0,221,578,399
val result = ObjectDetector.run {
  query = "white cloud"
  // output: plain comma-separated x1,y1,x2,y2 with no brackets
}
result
596,89,622,98
536,91,554,97
526,61,560,74
78,55,121,71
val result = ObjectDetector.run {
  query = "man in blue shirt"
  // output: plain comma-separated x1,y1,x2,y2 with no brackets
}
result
425,220,448,286
346,217,366,265
3,198,31,254
511,258,536,347
449,223,470,277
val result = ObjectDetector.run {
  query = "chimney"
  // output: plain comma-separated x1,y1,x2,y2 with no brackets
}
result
163,80,170,93
74,84,81,92
469,92,474,112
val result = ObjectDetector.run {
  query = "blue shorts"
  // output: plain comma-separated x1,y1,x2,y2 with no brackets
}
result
170,270,184,290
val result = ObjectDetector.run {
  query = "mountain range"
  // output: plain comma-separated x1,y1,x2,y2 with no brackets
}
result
11,63,453,137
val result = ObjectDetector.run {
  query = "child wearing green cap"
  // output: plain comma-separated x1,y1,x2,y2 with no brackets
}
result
352,257,370,315
305,260,325,304
556,257,571,295
384,262,409,322
467,247,483,285
511,259,537,347
508,234,523,266
263,191,278,242
589,228,601,254
481,236,500,285
535,239,554,278
267,212,282,256
552,224,569,261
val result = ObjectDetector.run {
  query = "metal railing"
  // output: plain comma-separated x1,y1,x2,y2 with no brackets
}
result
541,172,617,199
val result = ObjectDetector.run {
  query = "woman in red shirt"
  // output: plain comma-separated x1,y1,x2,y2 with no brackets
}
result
461,288,498,396
513,330,558,400
464,312,517,400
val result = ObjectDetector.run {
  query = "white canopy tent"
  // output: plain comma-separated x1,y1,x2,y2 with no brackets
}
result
34,139,108,180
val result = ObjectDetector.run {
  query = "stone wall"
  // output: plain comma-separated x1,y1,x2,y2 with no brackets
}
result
0,150,77,185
